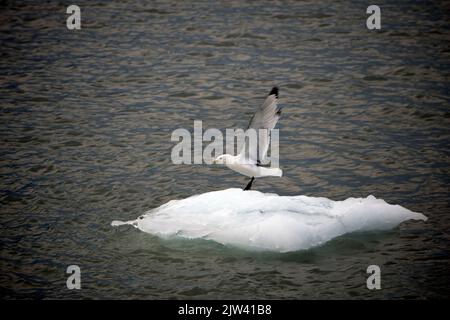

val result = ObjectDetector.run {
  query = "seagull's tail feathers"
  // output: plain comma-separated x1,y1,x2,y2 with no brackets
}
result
111,220,136,227
259,167,283,177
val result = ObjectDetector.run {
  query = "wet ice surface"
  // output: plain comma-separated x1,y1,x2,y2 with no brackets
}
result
1,0,450,299
112,188,427,252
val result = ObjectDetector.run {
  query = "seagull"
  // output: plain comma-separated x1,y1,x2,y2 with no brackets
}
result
213,87,283,190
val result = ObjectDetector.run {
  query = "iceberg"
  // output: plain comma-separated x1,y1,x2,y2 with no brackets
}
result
112,188,427,252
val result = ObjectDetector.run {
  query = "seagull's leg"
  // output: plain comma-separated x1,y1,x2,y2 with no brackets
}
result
243,177,255,191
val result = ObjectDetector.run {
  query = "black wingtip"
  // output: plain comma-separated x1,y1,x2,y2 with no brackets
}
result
269,87,279,98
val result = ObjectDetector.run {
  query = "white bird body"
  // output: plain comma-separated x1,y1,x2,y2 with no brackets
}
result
218,154,283,178
229,164,283,178
213,87,283,189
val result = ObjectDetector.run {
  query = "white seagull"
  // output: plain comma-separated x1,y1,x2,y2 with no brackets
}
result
213,87,283,190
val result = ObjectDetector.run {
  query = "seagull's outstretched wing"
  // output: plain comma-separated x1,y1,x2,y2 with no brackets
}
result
238,87,281,164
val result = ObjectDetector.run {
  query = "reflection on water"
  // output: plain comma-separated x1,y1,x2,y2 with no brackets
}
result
1,0,449,299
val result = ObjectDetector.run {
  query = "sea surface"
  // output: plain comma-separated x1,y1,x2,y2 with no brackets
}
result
1,0,449,299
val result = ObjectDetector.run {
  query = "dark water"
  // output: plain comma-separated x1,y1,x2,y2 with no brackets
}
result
1,0,450,299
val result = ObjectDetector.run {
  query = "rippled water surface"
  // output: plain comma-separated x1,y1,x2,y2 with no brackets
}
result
1,0,450,299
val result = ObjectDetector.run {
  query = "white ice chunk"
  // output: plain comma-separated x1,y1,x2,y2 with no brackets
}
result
112,188,427,252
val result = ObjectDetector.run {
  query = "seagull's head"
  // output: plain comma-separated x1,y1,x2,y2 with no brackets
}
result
213,154,233,165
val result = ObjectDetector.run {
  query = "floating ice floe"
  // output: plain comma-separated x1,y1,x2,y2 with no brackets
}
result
112,188,427,252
